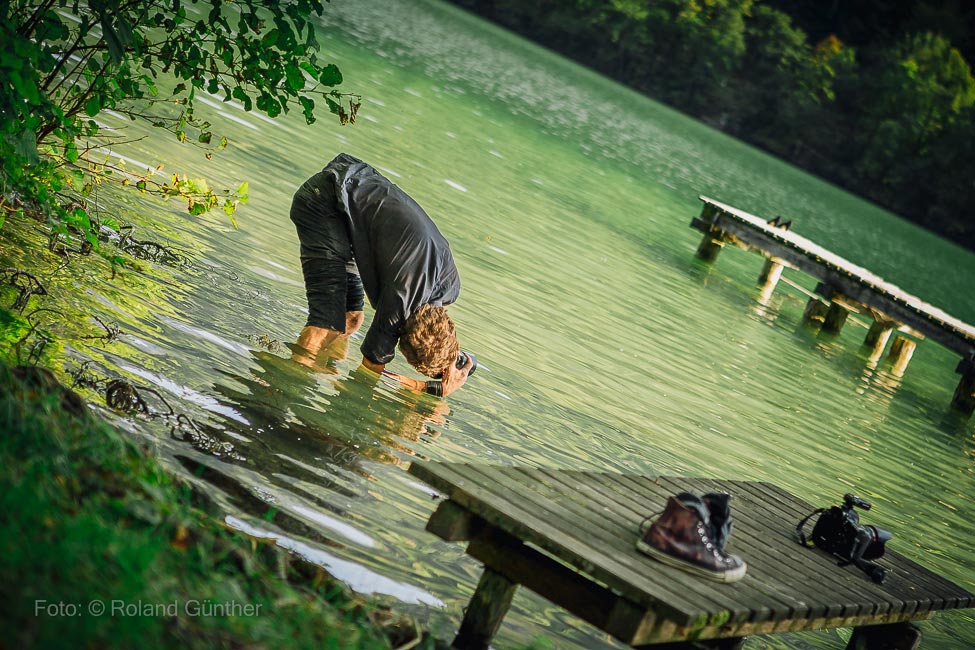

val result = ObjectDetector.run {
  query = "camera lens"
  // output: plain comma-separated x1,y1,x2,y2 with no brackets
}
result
456,351,477,376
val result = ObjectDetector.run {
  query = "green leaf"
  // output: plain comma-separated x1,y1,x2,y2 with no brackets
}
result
236,181,249,203
299,96,315,124
71,207,91,230
285,63,304,91
116,17,134,47
65,141,80,163
136,180,147,191
261,28,280,47
218,136,229,150
13,130,40,164
318,64,342,86
198,131,212,144
9,70,41,103
231,86,252,111
85,95,102,117
103,20,124,65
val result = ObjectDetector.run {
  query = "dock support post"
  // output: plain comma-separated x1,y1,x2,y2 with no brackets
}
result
864,322,894,359
846,622,921,650
951,359,975,415
822,302,850,334
802,297,829,324
887,336,917,375
452,567,518,650
757,257,784,291
695,230,725,262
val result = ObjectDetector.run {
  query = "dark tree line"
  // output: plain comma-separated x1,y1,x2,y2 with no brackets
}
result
450,0,975,249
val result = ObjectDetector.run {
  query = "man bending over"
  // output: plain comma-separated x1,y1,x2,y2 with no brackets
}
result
290,153,472,397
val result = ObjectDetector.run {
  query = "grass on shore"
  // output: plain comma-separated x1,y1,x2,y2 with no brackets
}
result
0,361,437,650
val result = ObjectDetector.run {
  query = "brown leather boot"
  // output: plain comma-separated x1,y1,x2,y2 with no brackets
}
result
636,492,747,582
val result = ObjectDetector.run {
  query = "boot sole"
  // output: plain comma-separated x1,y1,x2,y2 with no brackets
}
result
635,540,747,583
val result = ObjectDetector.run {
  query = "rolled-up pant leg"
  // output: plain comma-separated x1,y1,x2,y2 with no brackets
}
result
290,176,361,332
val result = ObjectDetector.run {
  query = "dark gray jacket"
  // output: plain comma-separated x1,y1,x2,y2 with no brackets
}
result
323,153,460,365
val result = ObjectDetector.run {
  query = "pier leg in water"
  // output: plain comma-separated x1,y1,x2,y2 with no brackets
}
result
695,230,725,262
452,567,518,649
887,336,917,376
864,321,894,362
823,302,850,334
757,258,784,301
951,359,975,415
802,298,829,325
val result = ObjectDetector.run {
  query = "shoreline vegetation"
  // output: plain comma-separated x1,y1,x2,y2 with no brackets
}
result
446,0,975,250
0,1,467,642
0,360,447,650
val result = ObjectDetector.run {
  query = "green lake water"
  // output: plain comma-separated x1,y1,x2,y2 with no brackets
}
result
4,0,975,647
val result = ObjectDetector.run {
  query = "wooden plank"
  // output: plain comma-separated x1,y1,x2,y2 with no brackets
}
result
620,477,948,642
648,476,855,619
408,462,698,623
742,478,974,609
464,524,657,646
483,466,753,619
723,479,919,620
536,468,806,623
547,471,857,641
595,472,866,622
580,471,965,628
688,477,899,617
455,464,735,617
728,480,971,614
515,467,949,643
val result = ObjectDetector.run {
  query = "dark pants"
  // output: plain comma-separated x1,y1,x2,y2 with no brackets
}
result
290,173,364,332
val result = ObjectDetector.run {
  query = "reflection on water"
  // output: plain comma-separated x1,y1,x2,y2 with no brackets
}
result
3,0,975,648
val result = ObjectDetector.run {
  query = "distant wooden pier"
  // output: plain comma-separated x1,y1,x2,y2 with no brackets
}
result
690,196,975,415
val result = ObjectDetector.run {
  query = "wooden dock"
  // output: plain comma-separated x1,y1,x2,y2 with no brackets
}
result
409,462,974,649
690,197,975,415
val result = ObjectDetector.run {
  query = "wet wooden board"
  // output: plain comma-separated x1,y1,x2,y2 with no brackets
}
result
690,196,975,360
409,462,975,647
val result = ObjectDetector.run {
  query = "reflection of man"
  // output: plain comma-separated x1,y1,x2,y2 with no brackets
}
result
290,153,471,397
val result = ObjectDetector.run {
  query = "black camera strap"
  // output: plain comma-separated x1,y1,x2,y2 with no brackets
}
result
795,508,824,547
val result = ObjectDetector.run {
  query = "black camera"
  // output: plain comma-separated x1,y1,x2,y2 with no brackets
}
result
796,493,892,584
456,351,477,376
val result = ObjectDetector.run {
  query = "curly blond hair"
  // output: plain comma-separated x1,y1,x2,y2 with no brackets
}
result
399,304,459,377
